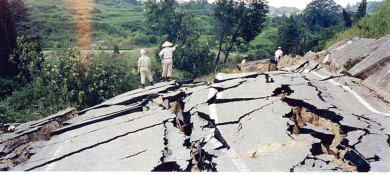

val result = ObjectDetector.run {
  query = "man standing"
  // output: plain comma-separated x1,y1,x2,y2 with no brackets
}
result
274,46,283,64
138,49,154,88
159,41,178,81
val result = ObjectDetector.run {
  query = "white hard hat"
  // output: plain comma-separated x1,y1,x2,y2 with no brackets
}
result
278,46,282,49
162,41,173,47
140,49,146,55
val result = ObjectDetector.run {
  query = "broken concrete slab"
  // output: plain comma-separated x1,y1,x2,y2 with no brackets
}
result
354,134,389,160
2,55,390,172
328,38,377,71
347,35,390,76
362,61,390,101
347,130,366,146
161,121,191,170
79,82,178,113
214,72,258,83
13,109,174,171
183,88,211,113
211,78,246,90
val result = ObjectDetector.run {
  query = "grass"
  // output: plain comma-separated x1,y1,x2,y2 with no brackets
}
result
23,0,215,49
24,0,77,48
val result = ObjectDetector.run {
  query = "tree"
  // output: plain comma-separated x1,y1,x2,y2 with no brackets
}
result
10,36,44,82
146,0,214,77
277,16,302,55
0,0,18,77
214,0,268,70
113,45,120,54
342,9,352,28
355,0,367,21
303,0,341,33
145,0,178,41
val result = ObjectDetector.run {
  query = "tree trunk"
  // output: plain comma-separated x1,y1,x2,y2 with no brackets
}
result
214,36,224,72
223,45,233,64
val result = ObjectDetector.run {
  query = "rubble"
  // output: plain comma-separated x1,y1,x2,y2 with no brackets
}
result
237,59,277,73
278,35,390,102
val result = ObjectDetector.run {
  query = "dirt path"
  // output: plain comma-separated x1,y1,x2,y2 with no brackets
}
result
43,48,157,56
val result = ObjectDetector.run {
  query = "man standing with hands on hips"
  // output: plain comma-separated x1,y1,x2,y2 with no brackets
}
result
159,41,178,81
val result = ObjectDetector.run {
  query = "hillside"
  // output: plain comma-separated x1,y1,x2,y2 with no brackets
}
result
23,0,150,49
22,0,306,49
22,0,214,49
326,0,390,47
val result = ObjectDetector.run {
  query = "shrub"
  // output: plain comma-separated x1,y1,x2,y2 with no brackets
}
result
0,49,139,123
174,43,215,78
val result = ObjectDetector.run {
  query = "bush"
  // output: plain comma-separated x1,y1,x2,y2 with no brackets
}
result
0,49,139,123
174,43,215,78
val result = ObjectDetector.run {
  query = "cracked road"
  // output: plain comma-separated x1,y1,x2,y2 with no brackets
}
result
1,61,389,172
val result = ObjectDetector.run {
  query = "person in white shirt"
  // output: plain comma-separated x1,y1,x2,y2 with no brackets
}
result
241,57,248,64
159,41,178,81
138,49,153,88
274,47,283,64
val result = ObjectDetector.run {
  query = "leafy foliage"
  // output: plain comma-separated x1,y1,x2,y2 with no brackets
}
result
303,0,341,33
146,0,214,77
343,9,352,28
245,27,278,59
0,49,140,123
174,43,215,77
113,45,120,54
277,16,304,55
355,0,367,21
214,0,268,69
326,0,390,48
10,36,45,82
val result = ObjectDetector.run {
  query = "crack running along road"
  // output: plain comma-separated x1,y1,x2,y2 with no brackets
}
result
308,70,390,116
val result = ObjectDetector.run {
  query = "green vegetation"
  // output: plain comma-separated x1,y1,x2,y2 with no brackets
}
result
269,6,301,17
1,0,388,123
21,0,216,49
355,0,367,21
245,27,278,59
326,0,390,48
0,49,151,123
213,0,268,70
145,0,215,77
347,0,384,14
23,0,77,48
272,0,387,55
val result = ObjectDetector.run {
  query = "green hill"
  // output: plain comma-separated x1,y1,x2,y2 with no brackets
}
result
326,0,390,48
22,0,214,49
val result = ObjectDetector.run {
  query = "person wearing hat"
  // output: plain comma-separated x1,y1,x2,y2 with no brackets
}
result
138,49,154,88
274,46,283,64
159,41,178,81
